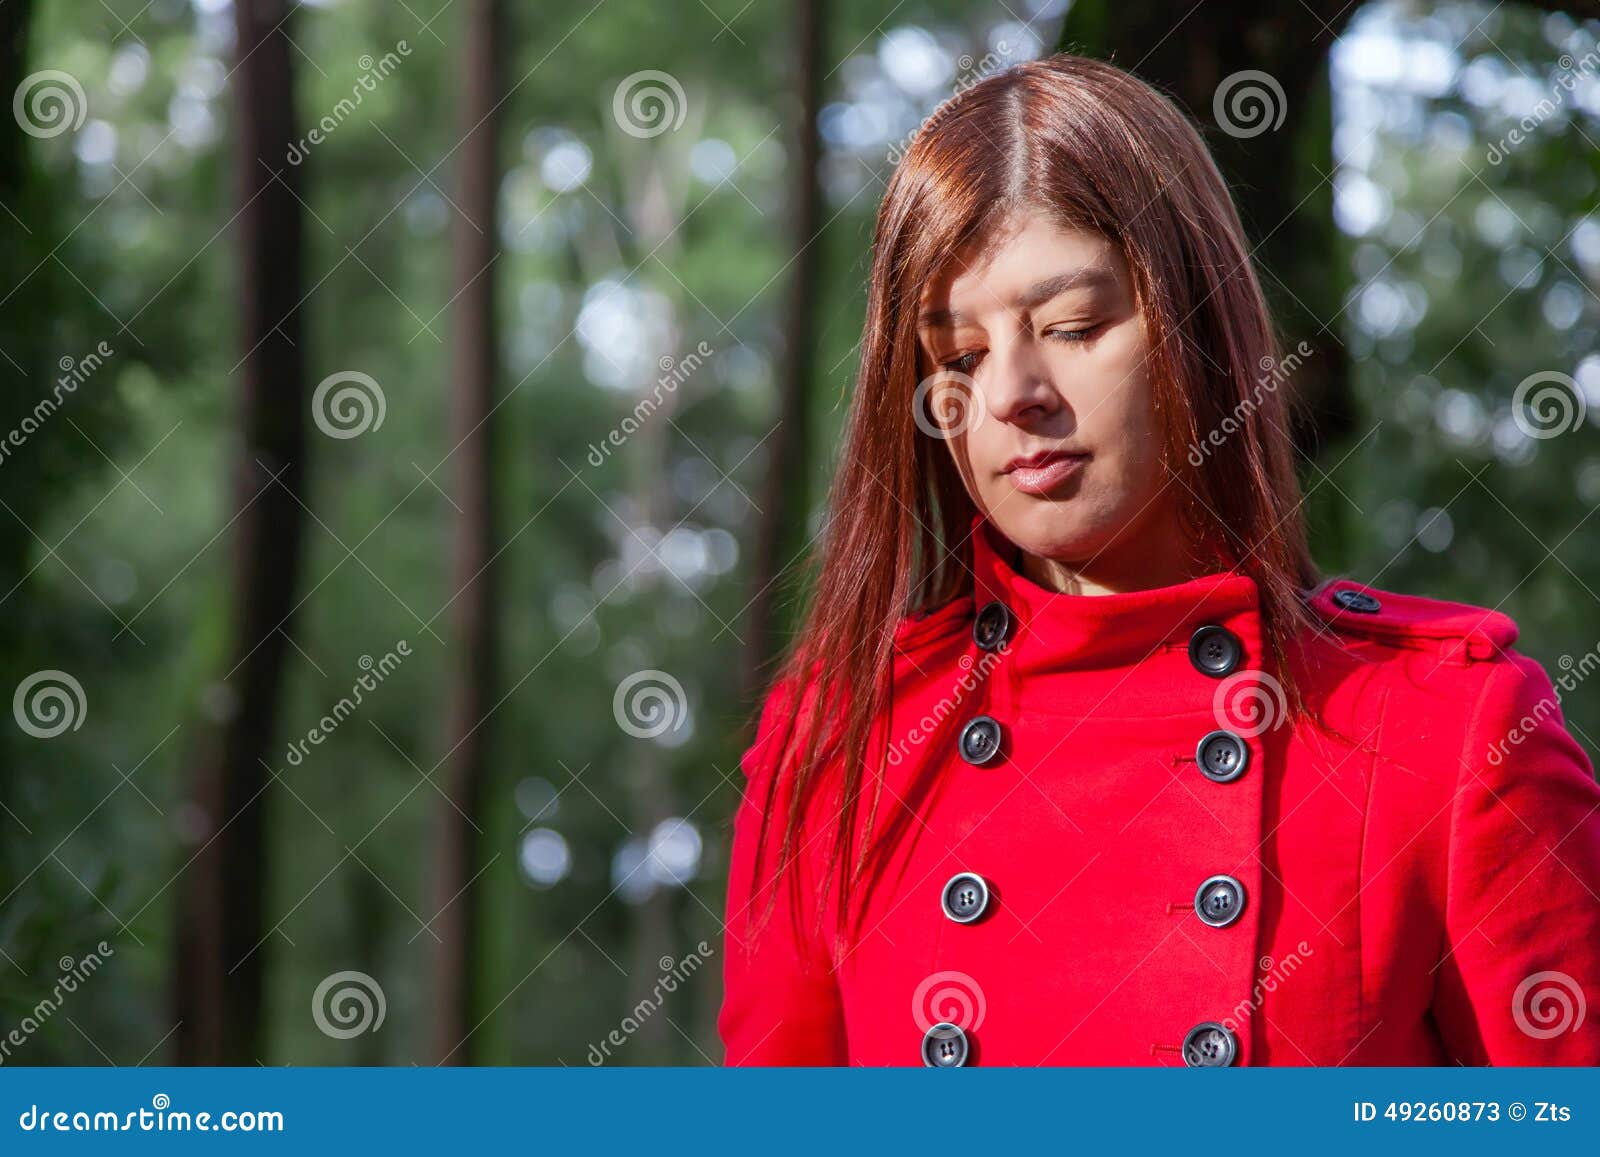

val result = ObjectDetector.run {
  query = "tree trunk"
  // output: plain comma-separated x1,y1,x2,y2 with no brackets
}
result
741,0,826,704
430,0,502,1066
172,0,307,1065
0,1,29,189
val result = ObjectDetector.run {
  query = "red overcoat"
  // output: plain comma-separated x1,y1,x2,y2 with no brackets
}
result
719,516,1600,1066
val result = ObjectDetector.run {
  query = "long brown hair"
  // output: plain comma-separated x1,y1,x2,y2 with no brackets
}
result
747,52,1321,944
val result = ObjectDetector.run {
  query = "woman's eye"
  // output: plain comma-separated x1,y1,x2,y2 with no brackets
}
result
940,352,980,374
1045,323,1101,344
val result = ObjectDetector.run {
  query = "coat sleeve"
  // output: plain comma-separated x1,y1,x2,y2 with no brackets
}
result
1431,652,1600,1064
717,679,847,1065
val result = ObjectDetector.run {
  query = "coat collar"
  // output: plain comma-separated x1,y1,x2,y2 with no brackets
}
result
966,514,1266,676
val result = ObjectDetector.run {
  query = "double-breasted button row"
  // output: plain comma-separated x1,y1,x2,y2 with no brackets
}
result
930,604,1014,1066
1187,626,1247,1063
963,601,1012,765
926,871,992,1064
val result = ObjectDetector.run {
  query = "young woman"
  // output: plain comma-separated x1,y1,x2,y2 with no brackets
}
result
718,53,1600,1067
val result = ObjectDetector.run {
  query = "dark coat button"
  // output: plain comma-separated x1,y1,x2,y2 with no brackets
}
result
941,871,990,923
1182,1021,1238,1066
922,1022,970,1067
1333,587,1381,614
973,601,1012,652
1194,874,1247,928
1195,729,1250,783
1187,624,1242,677
958,715,1004,766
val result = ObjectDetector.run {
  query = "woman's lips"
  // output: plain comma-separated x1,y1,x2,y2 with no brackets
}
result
1005,452,1089,495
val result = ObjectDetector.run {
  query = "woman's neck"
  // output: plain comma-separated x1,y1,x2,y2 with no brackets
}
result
1024,544,1203,592
1013,509,1205,596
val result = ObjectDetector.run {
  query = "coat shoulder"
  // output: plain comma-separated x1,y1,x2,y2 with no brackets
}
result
1291,578,1545,769
1292,579,1591,796
1299,576,1519,665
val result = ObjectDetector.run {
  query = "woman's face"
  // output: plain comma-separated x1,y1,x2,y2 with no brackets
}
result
915,209,1190,592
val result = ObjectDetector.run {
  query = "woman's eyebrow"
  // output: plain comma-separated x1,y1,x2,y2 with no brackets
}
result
917,264,1116,330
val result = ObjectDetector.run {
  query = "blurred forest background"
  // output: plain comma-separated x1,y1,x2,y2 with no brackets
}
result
0,0,1597,1065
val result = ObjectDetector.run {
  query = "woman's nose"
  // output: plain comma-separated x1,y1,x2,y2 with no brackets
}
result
982,338,1059,425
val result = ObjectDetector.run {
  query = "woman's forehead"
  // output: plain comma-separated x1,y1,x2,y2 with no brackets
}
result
919,220,1124,318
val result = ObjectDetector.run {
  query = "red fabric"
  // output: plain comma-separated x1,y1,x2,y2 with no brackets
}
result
719,515,1600,1066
